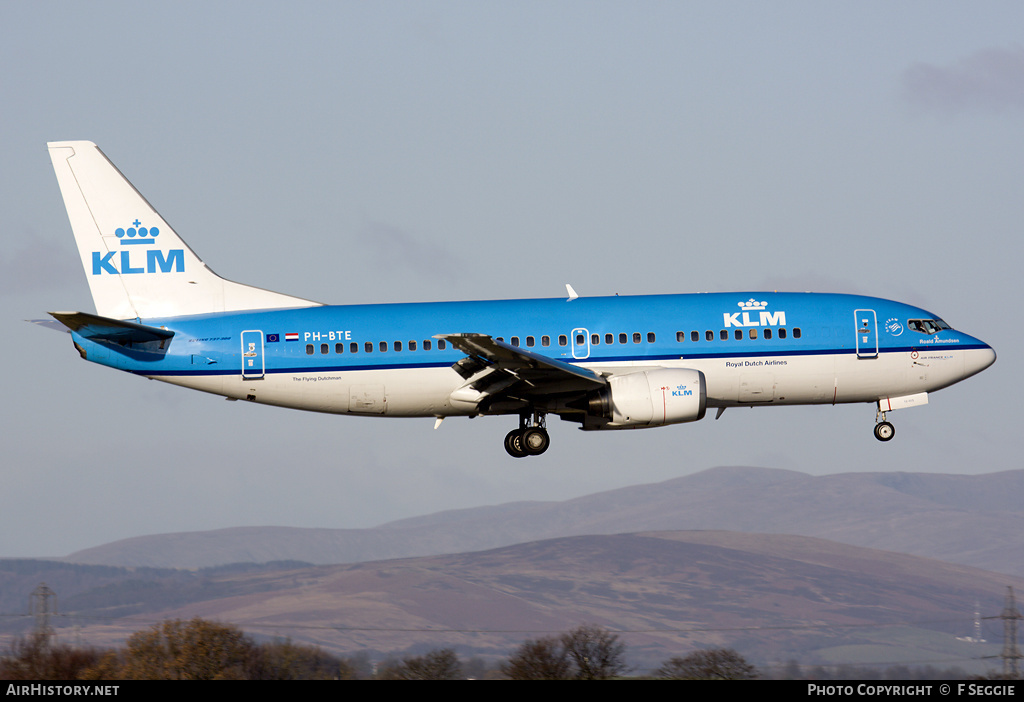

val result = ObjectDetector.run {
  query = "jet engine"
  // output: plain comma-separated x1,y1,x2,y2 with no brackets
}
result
581,368,707,430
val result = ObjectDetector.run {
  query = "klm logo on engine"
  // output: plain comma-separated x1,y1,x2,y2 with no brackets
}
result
723,298,787,328
91,220,184,275
672,384,692,397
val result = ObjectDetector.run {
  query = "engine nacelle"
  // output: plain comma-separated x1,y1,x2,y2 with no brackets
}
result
583,368,707,430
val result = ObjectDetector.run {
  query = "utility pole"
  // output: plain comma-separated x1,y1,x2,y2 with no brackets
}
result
999,586,1023,678
29,582,57,648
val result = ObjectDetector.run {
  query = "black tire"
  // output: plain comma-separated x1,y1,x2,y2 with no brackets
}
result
874,421,895,442
521,427,550,456
504,429,528,458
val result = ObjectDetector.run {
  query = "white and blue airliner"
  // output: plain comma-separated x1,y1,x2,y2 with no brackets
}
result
41,141,996,457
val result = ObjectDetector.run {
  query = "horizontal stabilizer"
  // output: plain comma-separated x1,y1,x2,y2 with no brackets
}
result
48,311,174,345
27,318,71,333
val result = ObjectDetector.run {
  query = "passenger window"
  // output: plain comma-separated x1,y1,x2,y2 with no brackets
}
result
350,342,358,353
734,329,742,340
749,329,758,339
764,328,772,340
691,331,699,342
720,330,728,340
511,336,520,347
778,328,787,339
527,336,535,347
365,342,373,353
394,341,402,352
320,343,328,354
632,332,641,343
676,331,685,342
335,343,344,353
619,333,627,344
542,335,550,347
305,344,314,355
423,340,432,351
438,340,447,350
793,328,802,339
559,335,568,346
591,334,600,345
647,332,655,343
607,333,614,344
409,340,417,351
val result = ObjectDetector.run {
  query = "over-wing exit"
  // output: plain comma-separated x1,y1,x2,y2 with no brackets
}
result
41,141,995,457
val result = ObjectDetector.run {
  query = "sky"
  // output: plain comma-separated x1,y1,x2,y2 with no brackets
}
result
1,1,1021,558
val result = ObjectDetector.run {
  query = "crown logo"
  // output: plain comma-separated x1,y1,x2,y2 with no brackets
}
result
115,219,160,246
739,298,767,311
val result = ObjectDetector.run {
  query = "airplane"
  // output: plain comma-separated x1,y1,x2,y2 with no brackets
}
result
40,141,996,457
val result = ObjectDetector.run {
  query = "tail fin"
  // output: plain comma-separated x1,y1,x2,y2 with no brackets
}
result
47,141,320,320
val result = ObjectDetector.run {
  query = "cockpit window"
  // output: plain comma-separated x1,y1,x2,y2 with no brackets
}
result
908,318,951,335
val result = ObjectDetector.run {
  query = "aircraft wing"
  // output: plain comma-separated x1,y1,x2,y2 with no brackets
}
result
436,333,606,405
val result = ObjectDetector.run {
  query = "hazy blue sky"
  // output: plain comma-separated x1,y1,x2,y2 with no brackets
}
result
2,1,1021,557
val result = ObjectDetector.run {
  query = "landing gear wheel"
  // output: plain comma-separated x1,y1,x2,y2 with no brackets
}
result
504,429,528,458
521,427,550,456
874,421,895,442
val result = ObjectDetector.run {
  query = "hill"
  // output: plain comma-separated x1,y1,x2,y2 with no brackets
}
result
65,467,1024,577
8,530,1018,671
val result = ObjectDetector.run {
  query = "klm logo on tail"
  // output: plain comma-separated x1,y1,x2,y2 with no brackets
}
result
91,219,184,275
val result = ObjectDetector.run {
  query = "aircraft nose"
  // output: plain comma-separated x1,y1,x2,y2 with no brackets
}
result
963,344,996,379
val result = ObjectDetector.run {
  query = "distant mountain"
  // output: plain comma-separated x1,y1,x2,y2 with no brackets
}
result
10,530,1019,670
64,467,1024,576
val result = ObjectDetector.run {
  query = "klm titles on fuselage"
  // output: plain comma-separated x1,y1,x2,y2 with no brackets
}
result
91,220,184,275
723,299,786,328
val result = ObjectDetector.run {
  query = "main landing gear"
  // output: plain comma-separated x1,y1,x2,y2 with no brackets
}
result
504,411,550,458
874,408,895,442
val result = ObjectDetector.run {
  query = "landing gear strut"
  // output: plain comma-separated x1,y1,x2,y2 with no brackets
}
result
504,411,550,458
874,408,895,442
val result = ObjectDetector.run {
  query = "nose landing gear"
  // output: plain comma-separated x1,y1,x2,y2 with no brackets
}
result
874,408,895,442
504,411,550,457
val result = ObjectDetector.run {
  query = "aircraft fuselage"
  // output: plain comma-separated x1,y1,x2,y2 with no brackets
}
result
69,292,993,422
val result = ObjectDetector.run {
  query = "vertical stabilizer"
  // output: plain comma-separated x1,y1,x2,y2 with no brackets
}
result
47,141,320,320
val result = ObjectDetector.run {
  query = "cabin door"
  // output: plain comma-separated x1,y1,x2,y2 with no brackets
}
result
854,310,878,359
241,330,265,379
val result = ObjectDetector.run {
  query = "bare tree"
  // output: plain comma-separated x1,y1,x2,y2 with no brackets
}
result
118,618,252,680
656,648,758,680
504,624,627,680
503,636,571,680
561,624,628,679
378,648,462,680
0,632,105,681
244,637,354,680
